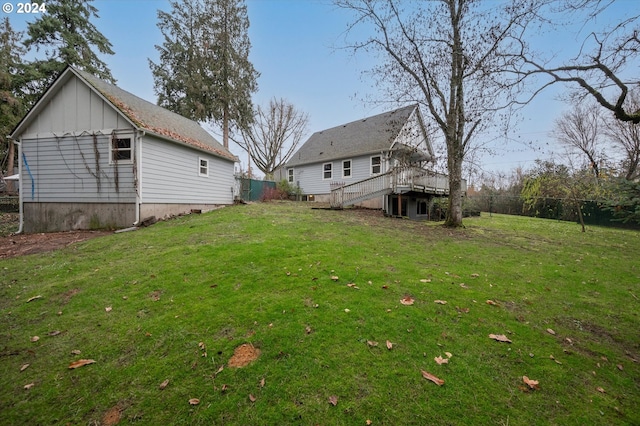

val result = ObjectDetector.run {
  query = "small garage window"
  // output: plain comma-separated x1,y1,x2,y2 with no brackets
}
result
199,158,209,177
111,136,132,163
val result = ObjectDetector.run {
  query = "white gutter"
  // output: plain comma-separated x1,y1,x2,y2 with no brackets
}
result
12,137,24,234
133,130,145,225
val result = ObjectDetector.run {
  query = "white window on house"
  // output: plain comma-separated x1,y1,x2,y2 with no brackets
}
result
288,168,294,183
371,156,382,174
199,158,209,177
111,136,133,163
342,160,352,178
323,162,333,180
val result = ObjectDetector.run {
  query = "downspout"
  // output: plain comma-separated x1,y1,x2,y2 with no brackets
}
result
133,130,144,225
11,137,23,234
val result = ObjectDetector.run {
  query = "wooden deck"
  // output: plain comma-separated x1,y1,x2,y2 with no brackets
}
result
330,166,460,209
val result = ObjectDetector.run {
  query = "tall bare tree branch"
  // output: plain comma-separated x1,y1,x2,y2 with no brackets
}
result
234,98,309,179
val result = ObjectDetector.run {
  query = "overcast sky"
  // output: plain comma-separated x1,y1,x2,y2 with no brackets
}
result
5,0,637,181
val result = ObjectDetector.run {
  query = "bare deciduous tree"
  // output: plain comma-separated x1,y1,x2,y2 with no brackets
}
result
335,0,537,227
552,102,604,179
235,98,309,179
603,89,640,180
512,1,640,123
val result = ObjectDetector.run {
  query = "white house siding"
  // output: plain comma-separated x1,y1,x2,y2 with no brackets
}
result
21,133,136,203
291,153,388,198
140,136,235,210
394,111,428,152
22,75,130,135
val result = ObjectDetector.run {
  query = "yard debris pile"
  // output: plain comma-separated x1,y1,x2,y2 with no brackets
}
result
228,343,261,368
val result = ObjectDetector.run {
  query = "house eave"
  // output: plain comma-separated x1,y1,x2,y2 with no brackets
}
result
144,129,238,163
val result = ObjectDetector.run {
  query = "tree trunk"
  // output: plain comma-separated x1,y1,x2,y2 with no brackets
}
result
445,145,464,227
223,107,230,149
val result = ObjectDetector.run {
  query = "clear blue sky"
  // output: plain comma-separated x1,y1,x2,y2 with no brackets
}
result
4,0,637,181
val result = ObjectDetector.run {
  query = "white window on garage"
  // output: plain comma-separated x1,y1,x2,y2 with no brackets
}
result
199,158,209,177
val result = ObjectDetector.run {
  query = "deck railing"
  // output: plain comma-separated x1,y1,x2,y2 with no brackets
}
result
330,166,462,209
330,172,392,208
392,166,451,194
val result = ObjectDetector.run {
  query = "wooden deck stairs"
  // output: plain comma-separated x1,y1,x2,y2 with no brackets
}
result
330,166,453,209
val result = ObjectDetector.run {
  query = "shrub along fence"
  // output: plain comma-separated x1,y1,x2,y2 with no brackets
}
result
467,195,639,229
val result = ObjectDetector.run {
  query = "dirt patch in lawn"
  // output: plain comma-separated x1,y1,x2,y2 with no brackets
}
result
228,343,261,368
102,404,123,426
0,230,111,259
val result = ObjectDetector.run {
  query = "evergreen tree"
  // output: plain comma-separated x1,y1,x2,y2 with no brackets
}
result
150,0,259,148
23,0,115,96
0,18,26,193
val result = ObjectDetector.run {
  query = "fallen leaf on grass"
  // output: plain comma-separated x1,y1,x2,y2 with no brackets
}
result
434,300,447,305
366,420,373,425
30,336,39,342
459,283,469,289
617,364,624,371
596,387,605,393
328,395,338,406
386,340,393,350
489,334,512,343
249,394,257,402
188,398,200,405
159,379,169,390
71,349,81,355
331,276,339,281
549,354,562,364
421,370,444,386
434,356,449,365
367,340,378,347
24,383,35,390
26,295,42,303
546,328,556,335
471,273,480,278
48,330,61,336
445,352,453,358
68,359,96,369
486,300,498,306
105,306,112,312
346,283,360,289
523,376,540,390
260,377,265,387
20,363,30,372
400,296,415,305
420,279,431,283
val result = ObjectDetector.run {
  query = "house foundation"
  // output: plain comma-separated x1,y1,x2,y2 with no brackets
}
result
23,202,136,233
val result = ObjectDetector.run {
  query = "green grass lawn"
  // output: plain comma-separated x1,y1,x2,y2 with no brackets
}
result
1,202,638,425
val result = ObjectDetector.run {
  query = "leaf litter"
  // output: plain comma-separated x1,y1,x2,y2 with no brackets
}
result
489,334,512,343
68,359,96,369
421,370,445,386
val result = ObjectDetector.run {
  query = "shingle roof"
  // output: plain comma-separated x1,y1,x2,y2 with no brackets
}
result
74,68,238,162
286,104,418,167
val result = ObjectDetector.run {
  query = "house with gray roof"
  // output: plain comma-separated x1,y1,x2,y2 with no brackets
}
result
10,66,238,233
286,105,456,219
